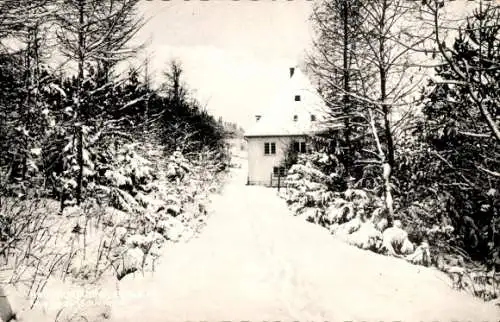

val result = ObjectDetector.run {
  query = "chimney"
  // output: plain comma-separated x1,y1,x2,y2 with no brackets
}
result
255,115,261,122
289,67,295,78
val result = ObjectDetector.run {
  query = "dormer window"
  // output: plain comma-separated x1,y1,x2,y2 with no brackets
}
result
293,115,298,122
294,95,301,101
311,114,316,121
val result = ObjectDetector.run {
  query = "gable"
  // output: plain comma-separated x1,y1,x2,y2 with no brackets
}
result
245,67,330,138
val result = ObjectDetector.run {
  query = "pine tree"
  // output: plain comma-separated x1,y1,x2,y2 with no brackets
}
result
421,3,500,260
308,0,365,178
54,0,144,205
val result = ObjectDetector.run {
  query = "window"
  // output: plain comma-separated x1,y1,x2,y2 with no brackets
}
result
311,114,316,121
293,115,298,122
264,142,276,155
294,95,301,101
293,141,306,153
273,166,286,177
300,142,306,153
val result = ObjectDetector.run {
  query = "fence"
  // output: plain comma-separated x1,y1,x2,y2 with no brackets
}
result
269,171,286,191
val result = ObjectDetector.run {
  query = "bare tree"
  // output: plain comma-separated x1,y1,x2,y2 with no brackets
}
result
357,0,431,168
54,0,144,204
163,59,188,104
309,0,434,221
0,0,51,41
93,0,144,81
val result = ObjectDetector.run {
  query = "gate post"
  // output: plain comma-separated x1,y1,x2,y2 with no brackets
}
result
0,286,14,322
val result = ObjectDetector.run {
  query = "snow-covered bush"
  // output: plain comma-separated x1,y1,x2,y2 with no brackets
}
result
280,151,436,267
114,246,144,280
98,142,155,198
282,152,340,212
381,221,415,256
342,222,383,251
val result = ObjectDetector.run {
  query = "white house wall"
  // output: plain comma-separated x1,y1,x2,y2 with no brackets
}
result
247,136,304,186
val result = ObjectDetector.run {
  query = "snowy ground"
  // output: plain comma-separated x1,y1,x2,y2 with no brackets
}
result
104,150,498,322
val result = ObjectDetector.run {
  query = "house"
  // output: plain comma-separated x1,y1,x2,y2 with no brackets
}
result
244,66,329,186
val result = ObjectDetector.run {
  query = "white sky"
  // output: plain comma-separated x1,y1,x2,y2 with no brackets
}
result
133,0,315,129
131,0,480,129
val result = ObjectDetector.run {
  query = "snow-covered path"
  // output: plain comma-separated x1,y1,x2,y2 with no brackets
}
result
109,155,498,322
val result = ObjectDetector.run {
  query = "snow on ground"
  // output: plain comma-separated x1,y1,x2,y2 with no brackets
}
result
106,151,498,322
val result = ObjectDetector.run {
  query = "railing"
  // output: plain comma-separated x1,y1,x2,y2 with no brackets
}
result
269,172,285,191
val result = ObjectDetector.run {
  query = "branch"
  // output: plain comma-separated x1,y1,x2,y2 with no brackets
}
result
118,95,147,111
427,0,500,142
458,130,492,139
476,165,500,178
430,150,477,188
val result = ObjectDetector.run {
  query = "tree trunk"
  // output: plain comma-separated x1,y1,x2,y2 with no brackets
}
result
368,108,394,222
76,0,85,205
378,0,395,171
76,126,83,205
342,0,352,177
21,29,32,183
380,72,395,169
378,0,395,221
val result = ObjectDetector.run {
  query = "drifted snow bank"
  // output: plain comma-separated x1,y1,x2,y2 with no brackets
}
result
4,144,228,321
50,147,220,283
281,153,438,267
280,153,499,303
99,147,225,280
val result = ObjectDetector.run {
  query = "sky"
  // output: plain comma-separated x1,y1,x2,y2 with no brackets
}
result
131,0,480,130
133,0,316,129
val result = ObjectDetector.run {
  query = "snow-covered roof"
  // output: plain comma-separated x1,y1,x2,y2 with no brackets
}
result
244,67,330,138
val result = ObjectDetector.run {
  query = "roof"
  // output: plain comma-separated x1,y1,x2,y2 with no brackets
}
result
244,67,331,138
